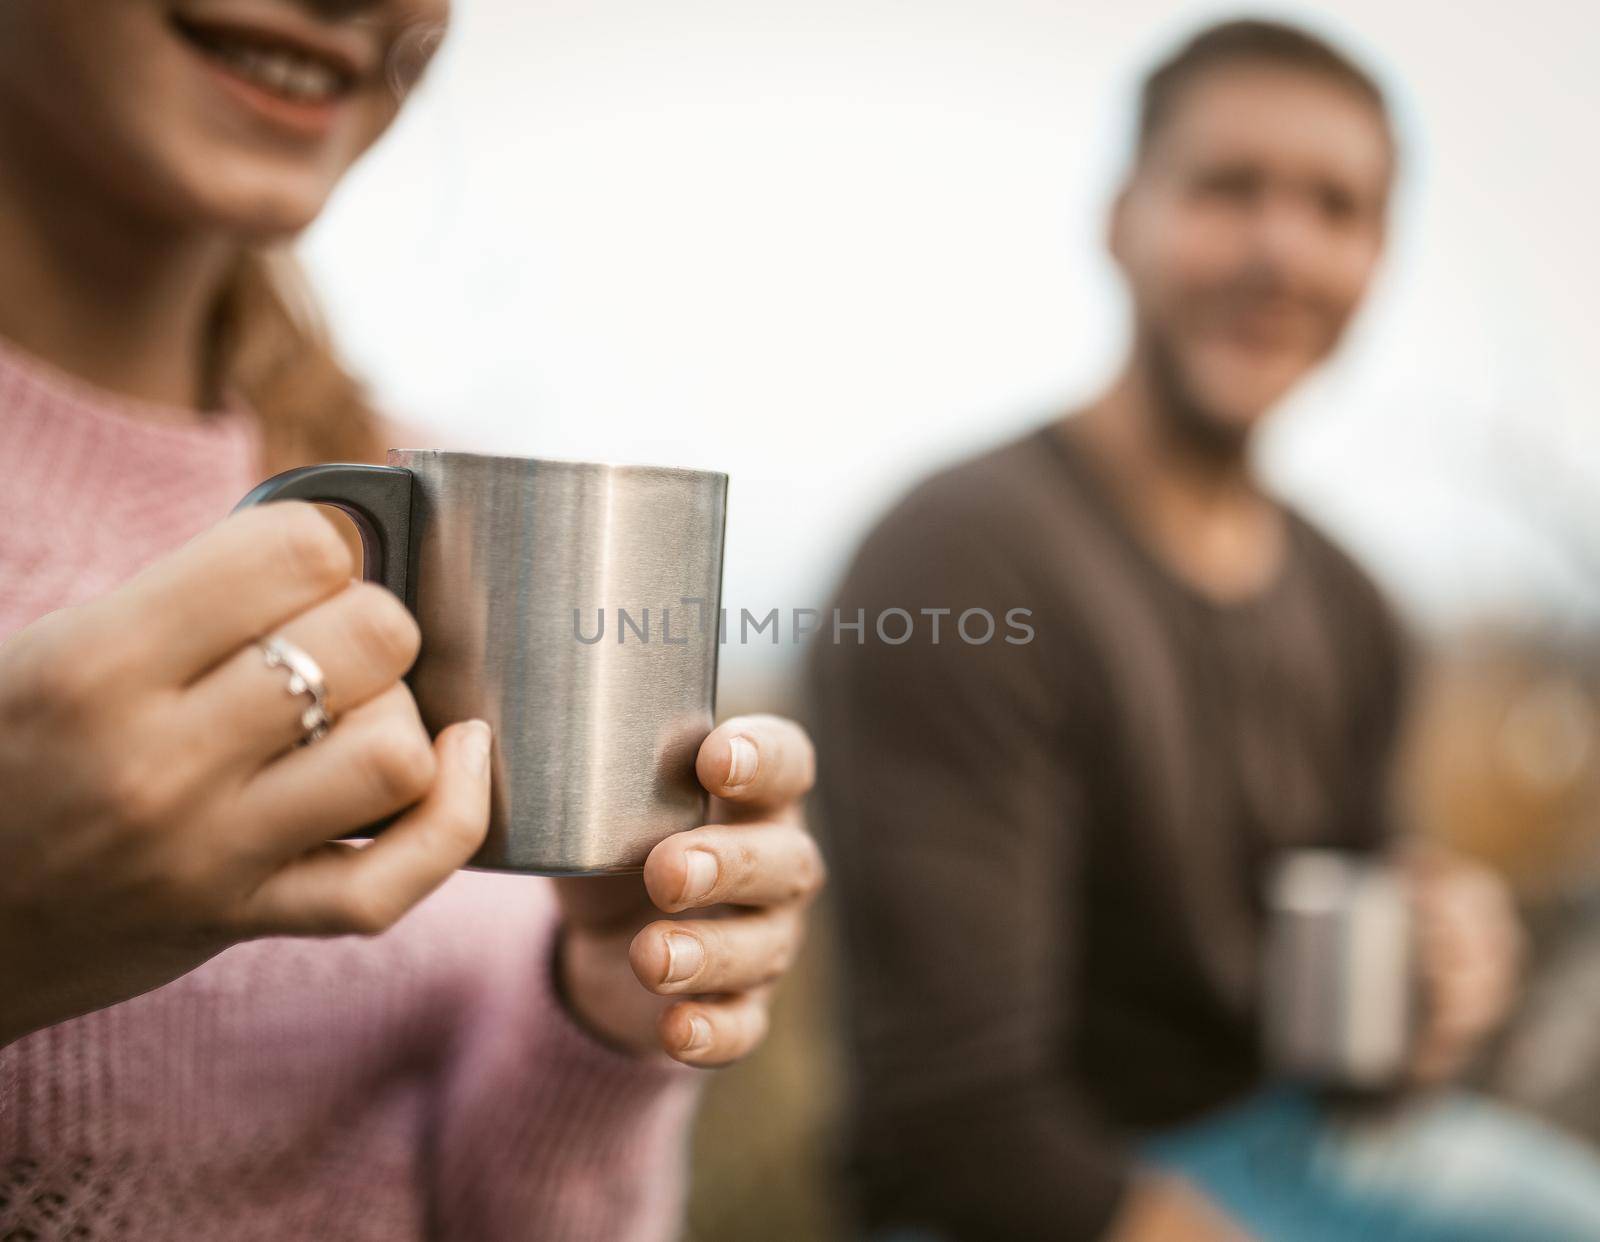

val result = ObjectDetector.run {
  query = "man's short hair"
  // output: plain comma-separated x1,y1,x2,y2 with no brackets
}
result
1137,18,1392,157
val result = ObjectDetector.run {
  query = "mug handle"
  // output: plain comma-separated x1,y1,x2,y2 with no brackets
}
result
234,463,414,604
233,463,417,840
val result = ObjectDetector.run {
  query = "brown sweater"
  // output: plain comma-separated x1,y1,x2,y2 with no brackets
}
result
807,420,1405,1241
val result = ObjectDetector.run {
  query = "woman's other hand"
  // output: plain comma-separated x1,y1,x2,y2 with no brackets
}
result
0,501,492,1047
552,715,824,1065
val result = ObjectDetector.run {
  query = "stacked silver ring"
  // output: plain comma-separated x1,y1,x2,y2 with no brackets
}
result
258,636,332,745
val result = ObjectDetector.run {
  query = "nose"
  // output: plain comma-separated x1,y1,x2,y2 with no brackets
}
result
1248,190,1325,284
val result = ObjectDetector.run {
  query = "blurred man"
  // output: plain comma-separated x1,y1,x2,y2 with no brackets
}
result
810,19,1600,1242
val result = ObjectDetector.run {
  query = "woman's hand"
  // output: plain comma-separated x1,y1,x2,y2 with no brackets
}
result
551,715,823,1066
0,503,491,1047
1406,843,1525,1085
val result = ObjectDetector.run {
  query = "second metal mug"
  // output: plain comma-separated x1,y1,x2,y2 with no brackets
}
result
1262,849,1418,1090
237,449,728,875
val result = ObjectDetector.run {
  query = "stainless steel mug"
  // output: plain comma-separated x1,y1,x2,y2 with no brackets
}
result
236,449,728,875
1262,849,1418,1090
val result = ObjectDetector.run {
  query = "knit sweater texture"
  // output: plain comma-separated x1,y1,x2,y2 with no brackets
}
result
0,336,700,1240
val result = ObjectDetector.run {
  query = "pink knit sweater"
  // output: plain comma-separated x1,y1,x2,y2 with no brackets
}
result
0,337,701,1239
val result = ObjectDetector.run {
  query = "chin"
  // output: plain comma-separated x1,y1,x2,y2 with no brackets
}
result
1167,404,1258,457
1198,400,1269,439
1193,382,1282,431
170,152,337,238
1182,356,1311,439
216,187,328,241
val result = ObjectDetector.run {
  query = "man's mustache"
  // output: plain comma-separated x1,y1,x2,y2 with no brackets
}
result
1200,267,1328,323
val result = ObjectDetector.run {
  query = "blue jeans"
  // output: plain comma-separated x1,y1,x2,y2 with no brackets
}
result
875,1087,1600,1242
1143,1086,1600,1242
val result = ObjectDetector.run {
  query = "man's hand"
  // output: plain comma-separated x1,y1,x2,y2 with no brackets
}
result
1106,1176,1257,1242
550,715,823,1065
1406,843,1525,1085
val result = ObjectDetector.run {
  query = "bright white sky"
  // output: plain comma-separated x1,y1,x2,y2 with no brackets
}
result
301,0,1600,697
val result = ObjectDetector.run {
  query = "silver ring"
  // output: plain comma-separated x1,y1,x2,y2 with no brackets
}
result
257,636,331,745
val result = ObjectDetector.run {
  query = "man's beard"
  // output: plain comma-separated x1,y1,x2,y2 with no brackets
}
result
1140,324,1254,468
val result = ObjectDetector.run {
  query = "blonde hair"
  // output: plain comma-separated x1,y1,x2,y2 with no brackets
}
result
210,249,387,472
208,17,451,472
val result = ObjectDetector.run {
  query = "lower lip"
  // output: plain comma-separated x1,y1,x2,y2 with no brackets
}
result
182,41,347,140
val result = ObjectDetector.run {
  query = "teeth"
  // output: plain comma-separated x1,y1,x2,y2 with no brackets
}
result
287,63,332,98
212,41,343,102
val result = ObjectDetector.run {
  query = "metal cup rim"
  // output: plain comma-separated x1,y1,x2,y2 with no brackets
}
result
387,447,728,487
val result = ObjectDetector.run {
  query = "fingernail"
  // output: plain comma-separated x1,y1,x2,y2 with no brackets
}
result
681,849,719,905
663,932,706,984
681,1013,712,1053
460,720,492,778
726,735,758,788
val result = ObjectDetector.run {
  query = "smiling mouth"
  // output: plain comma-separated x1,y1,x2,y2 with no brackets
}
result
169,15,359,106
